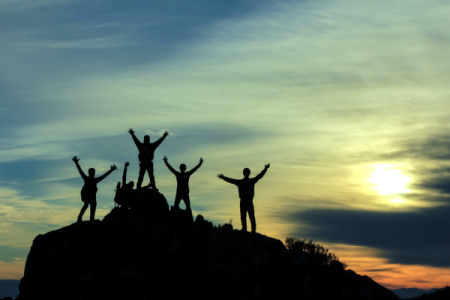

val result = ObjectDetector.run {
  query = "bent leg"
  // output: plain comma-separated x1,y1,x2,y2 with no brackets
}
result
78,202,89,222
90,201,97,221
136,163,146,189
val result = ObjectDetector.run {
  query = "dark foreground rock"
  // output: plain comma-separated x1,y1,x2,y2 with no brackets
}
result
17,192,398,300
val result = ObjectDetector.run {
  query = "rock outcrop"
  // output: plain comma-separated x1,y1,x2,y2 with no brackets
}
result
17,190,399,300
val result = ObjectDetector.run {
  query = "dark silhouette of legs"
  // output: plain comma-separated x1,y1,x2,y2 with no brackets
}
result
240,200,256,233
147,163,156,189
184,195,191,211
174,195,182,208
137,162,156,189
137,164,146,189
77,200,97,222
174,194,193,222
248,202,256,233
174,194,190,210
78,202,89,222
90,202,97,221
240,201,247,231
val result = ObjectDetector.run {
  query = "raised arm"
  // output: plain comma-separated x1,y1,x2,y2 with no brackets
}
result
217,173,239,184
188,158,203,175
128,128,141,149
96,164,117,183
152,131,169,149
72,156,87,180
162,156,177,174
122,162,129,186
254,163,270,182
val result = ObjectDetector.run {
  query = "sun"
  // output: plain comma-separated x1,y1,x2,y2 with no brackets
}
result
369,164,411,196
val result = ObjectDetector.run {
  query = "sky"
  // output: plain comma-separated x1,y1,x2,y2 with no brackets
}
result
1,0,450,289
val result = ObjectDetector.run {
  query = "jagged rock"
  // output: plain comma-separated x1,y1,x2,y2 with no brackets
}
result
106,187,169,222
17,205,399,300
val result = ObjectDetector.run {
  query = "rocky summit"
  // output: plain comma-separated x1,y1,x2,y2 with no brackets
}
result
17,189,398,300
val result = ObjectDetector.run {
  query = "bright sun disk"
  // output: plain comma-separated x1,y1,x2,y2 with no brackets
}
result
369,164,411,196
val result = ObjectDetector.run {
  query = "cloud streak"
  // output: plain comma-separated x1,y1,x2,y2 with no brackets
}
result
282,206,450,267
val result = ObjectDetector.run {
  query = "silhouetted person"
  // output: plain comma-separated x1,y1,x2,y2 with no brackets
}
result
128,128,169,189
163,156,203,213
114,162,134,207
72,156,117,222
218,164,270,233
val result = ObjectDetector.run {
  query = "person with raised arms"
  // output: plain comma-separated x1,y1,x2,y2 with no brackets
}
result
72,156,117,222
128,128,168,190
163,156,203,214
217,164,270,233
114,161,135,207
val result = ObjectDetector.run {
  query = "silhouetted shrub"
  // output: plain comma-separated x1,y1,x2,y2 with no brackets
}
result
215,219,233,230
285,237,347,270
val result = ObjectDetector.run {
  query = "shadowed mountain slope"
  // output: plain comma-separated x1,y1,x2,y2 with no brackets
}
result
392,288,437,299
408,287,450,300
16,189,399,300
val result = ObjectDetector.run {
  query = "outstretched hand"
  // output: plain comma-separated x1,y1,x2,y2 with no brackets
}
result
110,164,117,172
199,157,203,163
125,162,130,168
163,131,169,137
163,156,168,162
128,128,135,135
72,156,80,163
217,173,224,179
265,163,270,170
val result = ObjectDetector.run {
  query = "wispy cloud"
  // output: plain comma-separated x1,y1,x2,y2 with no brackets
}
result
16,36,134,49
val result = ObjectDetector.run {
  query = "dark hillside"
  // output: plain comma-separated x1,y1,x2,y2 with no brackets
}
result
17,189,399,300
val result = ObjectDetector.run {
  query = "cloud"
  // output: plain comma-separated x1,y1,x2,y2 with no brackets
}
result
282,205,450,267
17,36,134,49
413,166,450,197
0,246,29,263
379,134,450,161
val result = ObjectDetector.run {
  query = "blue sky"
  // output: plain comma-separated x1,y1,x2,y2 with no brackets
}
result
1,0,450,288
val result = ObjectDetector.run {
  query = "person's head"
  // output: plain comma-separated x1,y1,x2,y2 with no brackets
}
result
144,135,150,144
128,181,134,188
88,168,95,178
243,168,251,178
180,164,186,172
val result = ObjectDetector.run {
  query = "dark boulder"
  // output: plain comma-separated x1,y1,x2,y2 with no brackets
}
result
106,187,169,222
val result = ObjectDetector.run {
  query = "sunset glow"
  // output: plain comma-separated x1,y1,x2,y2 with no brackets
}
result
369,165,411,196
